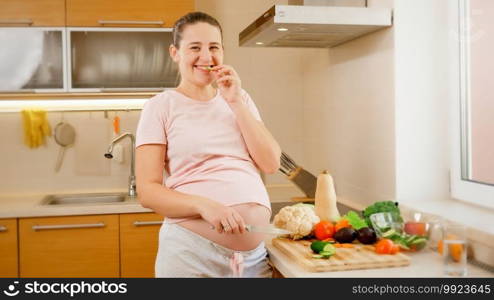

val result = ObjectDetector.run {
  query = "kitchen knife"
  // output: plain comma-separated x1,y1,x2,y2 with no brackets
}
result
244,224,292,235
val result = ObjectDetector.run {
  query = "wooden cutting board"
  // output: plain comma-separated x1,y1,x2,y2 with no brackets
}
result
272,238,411,272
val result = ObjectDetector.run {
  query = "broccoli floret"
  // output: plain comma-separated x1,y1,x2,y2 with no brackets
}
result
362,201,402,227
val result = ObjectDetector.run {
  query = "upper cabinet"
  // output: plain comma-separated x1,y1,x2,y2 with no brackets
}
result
0,0,194,28
0,0,65,27
0,0,194,95
68,28,179,92
66,0,194,27
0,28,66,93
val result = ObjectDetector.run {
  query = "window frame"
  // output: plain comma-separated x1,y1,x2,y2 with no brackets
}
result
450,0,494,209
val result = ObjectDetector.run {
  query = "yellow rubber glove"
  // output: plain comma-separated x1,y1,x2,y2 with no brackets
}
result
22,110,34,148
34,110,50,147
21,109,52,148
34,110,51,147
31,110,40,148
34,114,41,147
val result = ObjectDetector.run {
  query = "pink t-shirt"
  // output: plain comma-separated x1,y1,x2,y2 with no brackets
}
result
135,89,271,223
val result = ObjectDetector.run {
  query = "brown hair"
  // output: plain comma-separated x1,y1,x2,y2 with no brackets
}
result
172,12,223,48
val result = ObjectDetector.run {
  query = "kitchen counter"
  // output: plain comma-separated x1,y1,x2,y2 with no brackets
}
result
0,191,152,219
265,238,494,278
2,192,493,278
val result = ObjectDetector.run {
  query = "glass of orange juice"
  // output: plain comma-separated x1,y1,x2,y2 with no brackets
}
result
441,223,467,277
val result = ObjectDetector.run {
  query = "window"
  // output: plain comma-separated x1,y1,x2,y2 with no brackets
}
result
451,0,494,209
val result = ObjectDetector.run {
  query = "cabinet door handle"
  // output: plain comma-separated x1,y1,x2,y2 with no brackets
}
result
0,19,33,25
133,221,163,227
0,225,7,232
32,222,106,231
98,20,164,25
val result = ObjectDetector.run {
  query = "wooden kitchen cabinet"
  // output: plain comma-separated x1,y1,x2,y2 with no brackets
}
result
120,212,163,278
0,219,18,277
0,0,65,27
19,214,119,278
66,0,194,27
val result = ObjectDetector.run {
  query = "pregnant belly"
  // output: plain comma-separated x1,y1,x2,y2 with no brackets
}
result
178,202,271,251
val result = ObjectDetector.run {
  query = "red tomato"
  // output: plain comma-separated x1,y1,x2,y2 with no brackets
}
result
390,244,400,254
375,239,395,254
314,221,335,240
334,219,351,232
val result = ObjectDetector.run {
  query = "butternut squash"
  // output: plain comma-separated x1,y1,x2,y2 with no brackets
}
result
315,170,340,222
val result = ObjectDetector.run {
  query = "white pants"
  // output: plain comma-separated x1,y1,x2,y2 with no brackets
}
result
155,223,273,278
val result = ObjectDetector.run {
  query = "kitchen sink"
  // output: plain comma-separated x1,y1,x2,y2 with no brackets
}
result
41,193,127,205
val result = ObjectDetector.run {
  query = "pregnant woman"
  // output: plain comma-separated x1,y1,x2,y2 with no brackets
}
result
135,11,281,278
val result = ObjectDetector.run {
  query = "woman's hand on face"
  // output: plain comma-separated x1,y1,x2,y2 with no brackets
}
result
200,200,246,234
211,65,242,105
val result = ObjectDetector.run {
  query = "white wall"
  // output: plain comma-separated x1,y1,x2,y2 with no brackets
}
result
300,0,454,208
300,0,396,207
393,0,451,204
0,110,140,195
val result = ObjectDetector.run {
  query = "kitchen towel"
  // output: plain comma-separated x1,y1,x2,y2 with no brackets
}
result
21,109,52,148
74,115,111,176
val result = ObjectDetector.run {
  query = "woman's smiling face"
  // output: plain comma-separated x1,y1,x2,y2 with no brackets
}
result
170,22,223,87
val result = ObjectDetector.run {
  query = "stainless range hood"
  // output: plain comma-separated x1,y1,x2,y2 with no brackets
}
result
239,2,392,48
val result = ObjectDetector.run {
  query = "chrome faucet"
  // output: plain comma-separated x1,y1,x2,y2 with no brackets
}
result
104,132,137,197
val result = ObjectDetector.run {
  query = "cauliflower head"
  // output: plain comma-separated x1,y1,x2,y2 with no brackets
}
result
273,204,320,239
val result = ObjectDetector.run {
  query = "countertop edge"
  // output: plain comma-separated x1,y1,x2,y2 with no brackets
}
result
1,203,153,219
0,192,154,219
